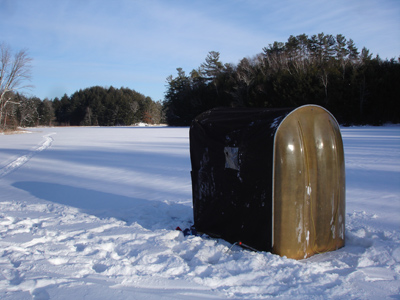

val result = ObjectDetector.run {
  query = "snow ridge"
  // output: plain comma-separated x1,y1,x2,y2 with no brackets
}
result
0,133,55,179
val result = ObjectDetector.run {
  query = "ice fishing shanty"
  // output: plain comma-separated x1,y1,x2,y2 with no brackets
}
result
190,105,345,259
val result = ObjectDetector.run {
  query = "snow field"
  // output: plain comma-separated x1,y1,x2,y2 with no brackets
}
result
0,125,399,299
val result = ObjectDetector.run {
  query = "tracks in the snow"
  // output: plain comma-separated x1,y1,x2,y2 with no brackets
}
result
0,133,55,179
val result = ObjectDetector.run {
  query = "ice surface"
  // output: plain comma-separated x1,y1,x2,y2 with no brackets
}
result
0,125,399,299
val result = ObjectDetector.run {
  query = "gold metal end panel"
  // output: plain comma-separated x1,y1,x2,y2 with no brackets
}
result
273,105,345,260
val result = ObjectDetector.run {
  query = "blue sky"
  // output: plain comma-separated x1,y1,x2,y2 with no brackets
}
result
1,0,399,102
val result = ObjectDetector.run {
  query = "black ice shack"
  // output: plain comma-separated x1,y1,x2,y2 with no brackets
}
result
190,105,345,260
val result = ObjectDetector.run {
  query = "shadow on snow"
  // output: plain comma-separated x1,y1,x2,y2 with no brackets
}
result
12,181,193,231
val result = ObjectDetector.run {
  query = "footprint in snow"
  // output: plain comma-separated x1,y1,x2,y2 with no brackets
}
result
32,288,50,300
92,263,108,273
75,243,86,252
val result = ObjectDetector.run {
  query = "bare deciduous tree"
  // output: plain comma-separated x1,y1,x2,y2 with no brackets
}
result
0,43,33,130
19,96,41,127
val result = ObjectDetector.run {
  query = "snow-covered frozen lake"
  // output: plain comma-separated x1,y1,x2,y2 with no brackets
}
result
0,125,399,299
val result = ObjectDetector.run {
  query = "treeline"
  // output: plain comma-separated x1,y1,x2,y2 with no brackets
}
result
164,33,400,125
52,86,163,126
3,86,163,128
2,33,398,130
